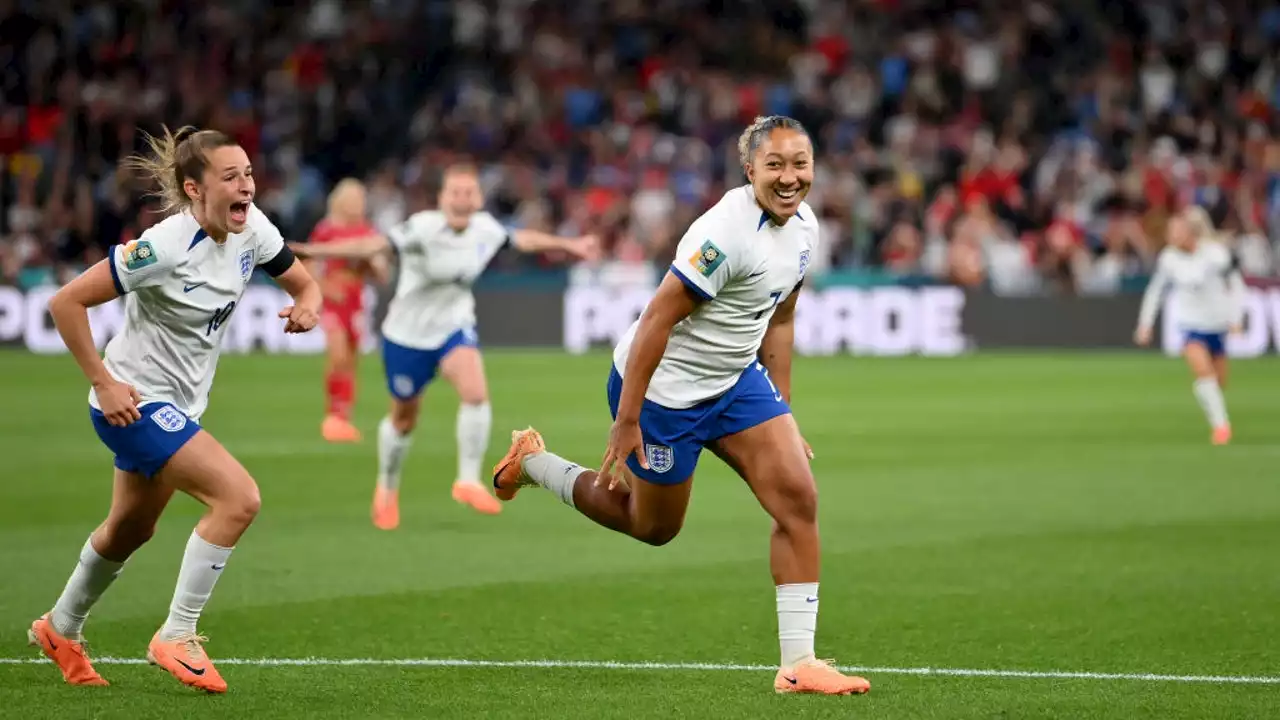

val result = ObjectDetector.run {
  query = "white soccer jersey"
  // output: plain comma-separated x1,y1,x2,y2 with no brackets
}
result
1138,240,1247,333
381,210,510,350
613,185,818,409
88,205,288,421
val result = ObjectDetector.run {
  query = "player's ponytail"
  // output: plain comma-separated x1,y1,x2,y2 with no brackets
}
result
123,125,239,216
737,115,809,169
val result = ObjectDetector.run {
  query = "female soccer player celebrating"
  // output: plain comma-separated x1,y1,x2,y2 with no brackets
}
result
27,126,322,693
291,163,598,527
491,116,870,696
1135,206,1246,444
306,178,385,443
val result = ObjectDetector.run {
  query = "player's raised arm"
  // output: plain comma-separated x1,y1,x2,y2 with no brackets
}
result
253,210,322,334
290,233,389,260
510,228,601,261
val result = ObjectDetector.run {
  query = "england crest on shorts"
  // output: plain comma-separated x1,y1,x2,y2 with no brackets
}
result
798,249,811,280
238,249,255,281
392,374,416,398
151,405,188,433
644,444,674,474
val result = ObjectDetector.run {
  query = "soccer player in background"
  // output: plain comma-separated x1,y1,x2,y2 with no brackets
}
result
27,126,322,693
492,116,871,696
1135,205,1246,444
306,178,387,444
291,163,599,527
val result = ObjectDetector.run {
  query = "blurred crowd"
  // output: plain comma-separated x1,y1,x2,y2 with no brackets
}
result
3,0,1280,294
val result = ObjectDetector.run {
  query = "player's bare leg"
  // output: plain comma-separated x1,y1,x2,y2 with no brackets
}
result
1185,342,1231,444
713,414,869,696
30,468,175,686
440,346,500,514
145,430,262,693
492,428,691,545
321,315,361,443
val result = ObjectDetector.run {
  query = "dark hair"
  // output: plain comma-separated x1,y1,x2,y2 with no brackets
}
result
122,125,239,214
737,115,810,168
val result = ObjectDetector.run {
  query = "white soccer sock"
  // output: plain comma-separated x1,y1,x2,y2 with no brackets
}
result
521,452,585,507
455,402,492,485
776,583,819,667
159,532,233,640
50,537,124,639
1193,377,1229,428
377,416,413,491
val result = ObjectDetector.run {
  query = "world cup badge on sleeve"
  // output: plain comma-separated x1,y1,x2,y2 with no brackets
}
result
238,249,255,281
644,444,675,474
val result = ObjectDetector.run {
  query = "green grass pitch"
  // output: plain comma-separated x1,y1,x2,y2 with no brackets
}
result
1,350,1278,718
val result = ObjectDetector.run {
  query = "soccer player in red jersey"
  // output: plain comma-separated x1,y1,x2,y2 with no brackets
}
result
307,178,386,443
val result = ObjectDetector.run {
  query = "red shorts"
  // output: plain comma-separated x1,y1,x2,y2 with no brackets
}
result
321,282,364,348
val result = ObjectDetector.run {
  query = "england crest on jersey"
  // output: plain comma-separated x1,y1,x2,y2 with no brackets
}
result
238,249,255,281
644,444,674,474
798,249,811,280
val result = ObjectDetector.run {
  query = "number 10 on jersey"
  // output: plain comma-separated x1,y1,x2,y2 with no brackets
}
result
207,301,236,336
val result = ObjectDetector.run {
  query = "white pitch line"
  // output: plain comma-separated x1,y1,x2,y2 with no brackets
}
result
0,657,1277,685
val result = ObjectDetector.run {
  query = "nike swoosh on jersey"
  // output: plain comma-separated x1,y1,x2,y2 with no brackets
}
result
183,282,207,293
747,270,767,278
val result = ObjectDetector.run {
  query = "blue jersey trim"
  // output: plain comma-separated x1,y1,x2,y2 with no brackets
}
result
669,264,713,301
108,245,126,295
757,209,804,230
188,228,209,250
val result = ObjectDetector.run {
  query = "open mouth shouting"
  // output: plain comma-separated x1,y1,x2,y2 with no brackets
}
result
229,201,250,226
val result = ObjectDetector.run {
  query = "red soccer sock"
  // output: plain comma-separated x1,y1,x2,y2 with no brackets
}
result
326,371,356,420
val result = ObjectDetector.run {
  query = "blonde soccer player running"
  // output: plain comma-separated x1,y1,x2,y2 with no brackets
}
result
1135,206,1247,444
27,126,322,693
291,163,599,527
491,116,870,696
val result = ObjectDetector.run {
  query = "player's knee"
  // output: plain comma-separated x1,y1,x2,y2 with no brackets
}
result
102,515,158,552
218,485,261,528
458,388,488,406
773,474,818,529
391,410,417,434
633,520,682,547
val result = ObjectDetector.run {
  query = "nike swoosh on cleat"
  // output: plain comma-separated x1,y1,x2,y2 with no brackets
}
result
47,635,57,650
175,658,207,676
785,676,798,685
211,563,226,570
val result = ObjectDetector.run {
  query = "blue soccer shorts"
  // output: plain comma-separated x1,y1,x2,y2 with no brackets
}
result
382,327,479,400
90,402,202,478
605,361,792,485
1184,330,1226,358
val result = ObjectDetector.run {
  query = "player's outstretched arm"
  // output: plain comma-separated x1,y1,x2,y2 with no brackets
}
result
269,256,323,334
48,261,142,426
289,234,388,261
510,229,601,261
599,271,701,488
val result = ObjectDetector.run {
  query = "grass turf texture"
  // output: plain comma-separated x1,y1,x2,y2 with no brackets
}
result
1,350,1277,719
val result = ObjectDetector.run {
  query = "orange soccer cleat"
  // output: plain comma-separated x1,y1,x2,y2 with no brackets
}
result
322,415,362,443
1212,424,1232,446
371,486,400,530
27,613,109,686
491,427,546,501
147,631,227,693
452,481,502,515
774,658,871,696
